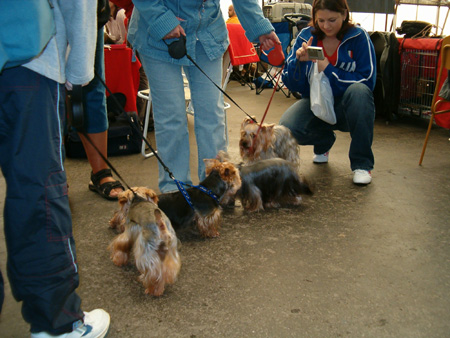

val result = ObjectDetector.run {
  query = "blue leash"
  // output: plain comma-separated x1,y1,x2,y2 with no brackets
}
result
174,179,220,210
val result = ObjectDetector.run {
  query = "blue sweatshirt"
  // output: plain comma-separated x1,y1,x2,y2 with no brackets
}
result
23,0,97,85
282,25,376,98
128,0,274,65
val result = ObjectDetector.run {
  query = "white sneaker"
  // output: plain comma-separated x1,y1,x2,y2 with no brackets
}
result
353,169,372,185
31,309,110,338
313,151,329,163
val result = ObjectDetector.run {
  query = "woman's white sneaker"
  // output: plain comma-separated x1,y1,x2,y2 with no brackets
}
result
353,169,372,185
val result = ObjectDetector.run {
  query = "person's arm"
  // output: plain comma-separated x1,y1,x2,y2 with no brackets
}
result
116,9,128,44
131,0,180,41
231,0,277,48
61,0,97,85
323,29,376,97
282,30,313,96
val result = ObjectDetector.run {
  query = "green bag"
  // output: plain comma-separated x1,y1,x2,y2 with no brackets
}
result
0,0,55,72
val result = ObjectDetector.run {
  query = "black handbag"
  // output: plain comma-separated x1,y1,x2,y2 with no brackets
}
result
65,111,142,158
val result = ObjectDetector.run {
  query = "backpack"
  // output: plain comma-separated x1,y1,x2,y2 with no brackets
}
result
0,0,55,72
370,31,401,121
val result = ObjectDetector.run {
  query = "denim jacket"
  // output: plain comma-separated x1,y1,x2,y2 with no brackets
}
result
128,0,274,65
24,0,97,85
282,25,376,98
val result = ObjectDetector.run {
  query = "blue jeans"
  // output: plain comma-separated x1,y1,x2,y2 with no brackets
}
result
82,27,108,134
139,42,227,192
0,67,83,334
280,83,375,171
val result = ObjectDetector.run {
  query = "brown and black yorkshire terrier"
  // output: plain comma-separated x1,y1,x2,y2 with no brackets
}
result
237,158,313,212
157,158,241,238
109,187,181,296
239,116,300,165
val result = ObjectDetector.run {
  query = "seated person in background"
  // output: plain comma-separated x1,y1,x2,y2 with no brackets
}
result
110,0,134,20
279,0,376,185
104,1,127,44
226,5,240,24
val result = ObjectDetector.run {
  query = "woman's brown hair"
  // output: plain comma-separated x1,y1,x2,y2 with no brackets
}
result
310,0,354,40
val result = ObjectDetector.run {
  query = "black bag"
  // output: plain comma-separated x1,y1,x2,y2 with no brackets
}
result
65,111,143,158
370,31,401,121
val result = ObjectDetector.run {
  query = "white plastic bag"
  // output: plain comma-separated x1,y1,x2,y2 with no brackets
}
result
310,62,336,125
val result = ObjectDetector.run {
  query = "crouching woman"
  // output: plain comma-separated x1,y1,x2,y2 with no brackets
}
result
280,0,376,185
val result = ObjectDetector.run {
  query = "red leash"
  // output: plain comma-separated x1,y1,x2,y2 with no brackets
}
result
255,64,284,136
254,42,285,138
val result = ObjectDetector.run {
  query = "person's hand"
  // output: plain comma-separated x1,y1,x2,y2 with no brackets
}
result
163,25,186,40
296,36,313,62
258,31,280,51
317,58,330,72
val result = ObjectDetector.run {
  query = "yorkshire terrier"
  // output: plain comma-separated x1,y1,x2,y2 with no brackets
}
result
157,158,241,238
109,186,158,232
108,188,181,296
239,116,300,165
237,158,313,212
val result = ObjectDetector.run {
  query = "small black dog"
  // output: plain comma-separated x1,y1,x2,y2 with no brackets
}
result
237,158,313,212
157,159,241,238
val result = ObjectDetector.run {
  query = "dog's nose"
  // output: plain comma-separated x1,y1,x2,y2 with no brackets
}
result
239,139,249,148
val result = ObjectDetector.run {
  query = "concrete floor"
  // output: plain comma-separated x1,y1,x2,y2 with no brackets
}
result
1,80,450,337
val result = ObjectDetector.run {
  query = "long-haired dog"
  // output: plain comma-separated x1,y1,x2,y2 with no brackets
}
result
108,188,181,296
237,158,313,212
109,187,158,232
239,116,300,165
157,159,241,238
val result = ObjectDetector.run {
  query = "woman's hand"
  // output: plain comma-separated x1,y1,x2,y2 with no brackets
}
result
296,36,313,62
259,31,280,51
163,25,186,40
317,58,330,72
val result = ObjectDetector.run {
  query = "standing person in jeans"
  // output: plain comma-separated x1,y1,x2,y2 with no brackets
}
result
127,0,280,193
280,0,376,185
0,1,110,337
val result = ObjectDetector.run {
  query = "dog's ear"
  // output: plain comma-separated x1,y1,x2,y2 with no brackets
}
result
117,190,133,207
144,188,159,204
204,158,219,174
264,123,275,131
216,150,230,162
241,116,257,128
